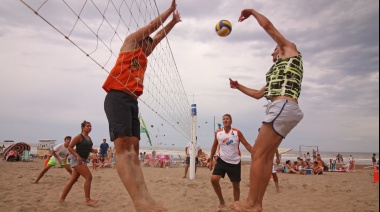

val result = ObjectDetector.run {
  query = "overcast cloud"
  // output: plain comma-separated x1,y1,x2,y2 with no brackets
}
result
0,0,378,153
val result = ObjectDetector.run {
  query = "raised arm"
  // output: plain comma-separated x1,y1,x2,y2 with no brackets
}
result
238,9,298,57
146,10,182,56
121,0,177,51
229,78,265,100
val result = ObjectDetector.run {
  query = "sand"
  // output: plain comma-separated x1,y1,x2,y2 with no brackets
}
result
0,160,378,212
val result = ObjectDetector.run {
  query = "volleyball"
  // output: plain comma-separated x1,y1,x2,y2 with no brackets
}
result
215,20,232,37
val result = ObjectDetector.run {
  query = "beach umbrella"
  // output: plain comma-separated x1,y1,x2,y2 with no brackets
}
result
2,142,31,159
278,148,293,155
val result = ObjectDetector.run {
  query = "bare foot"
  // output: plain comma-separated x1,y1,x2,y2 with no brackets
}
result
85,198,99,207
58,199,68,207
215,203,226,212
135,201,167,212
229,201,261,212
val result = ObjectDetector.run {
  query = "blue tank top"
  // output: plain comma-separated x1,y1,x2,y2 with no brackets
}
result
75,134,93,159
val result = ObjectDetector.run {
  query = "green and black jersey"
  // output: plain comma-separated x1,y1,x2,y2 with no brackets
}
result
265,53,303,100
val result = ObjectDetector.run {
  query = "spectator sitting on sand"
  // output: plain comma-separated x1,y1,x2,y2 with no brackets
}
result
312,161,323,175
284,160,300,174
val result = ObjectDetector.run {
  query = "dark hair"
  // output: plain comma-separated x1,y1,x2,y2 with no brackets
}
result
81,120,91,132
64,136,71,140
223,114,232,121
143,36,153,43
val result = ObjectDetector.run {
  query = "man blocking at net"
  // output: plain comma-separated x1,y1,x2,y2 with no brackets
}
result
102,0,181,211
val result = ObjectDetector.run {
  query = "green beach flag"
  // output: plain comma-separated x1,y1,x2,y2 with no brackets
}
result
140,115,152,146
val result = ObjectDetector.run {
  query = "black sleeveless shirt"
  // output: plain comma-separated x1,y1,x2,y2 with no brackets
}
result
75,134,93,159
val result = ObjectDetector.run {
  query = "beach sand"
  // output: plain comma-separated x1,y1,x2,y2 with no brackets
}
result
0,160,378,212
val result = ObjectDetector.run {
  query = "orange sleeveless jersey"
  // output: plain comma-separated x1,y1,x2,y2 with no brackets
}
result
102,48,147,97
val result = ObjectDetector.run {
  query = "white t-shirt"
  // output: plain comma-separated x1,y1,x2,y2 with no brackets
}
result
52,143,70,161
216,128,241,164
186,142,201,155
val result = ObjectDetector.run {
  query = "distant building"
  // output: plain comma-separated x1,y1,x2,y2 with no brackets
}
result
37,139,56,157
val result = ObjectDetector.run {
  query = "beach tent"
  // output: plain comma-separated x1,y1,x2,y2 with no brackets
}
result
278,148,293,155
2,142,31,160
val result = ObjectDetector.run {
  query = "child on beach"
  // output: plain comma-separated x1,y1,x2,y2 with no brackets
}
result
91,153,99,170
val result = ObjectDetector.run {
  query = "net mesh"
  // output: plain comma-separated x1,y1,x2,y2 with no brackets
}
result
20,0,191,140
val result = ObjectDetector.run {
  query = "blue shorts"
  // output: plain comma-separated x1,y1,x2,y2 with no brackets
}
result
263,99,303,138
185,156,198,164
104,90,140,141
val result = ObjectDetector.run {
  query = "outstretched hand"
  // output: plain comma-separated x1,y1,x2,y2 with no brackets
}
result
229,78,239,89
172,10,181,24
171,0,177,11
238,9,253,22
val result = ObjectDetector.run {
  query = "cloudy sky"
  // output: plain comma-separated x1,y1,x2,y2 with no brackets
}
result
0,0,378,153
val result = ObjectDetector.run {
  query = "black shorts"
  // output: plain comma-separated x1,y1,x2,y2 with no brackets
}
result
212,157,241,182
185,156,199,164
104,90,140,141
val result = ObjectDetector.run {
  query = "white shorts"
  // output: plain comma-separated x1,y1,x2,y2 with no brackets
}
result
263,99,303,138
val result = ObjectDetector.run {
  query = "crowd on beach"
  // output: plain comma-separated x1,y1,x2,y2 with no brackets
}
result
278,151,380,175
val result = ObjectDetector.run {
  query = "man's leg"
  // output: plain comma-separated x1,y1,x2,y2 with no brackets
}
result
232,182,240,202
63,164,72,175
114,136,166,211
211,175,226,211
272,173,280,193
231,123,282,211
183,163,189,178
34,165,53,183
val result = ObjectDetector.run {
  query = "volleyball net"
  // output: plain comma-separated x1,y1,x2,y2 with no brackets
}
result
19,0,191,140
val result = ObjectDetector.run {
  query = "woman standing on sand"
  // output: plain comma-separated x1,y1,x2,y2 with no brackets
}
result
59,120,98,206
